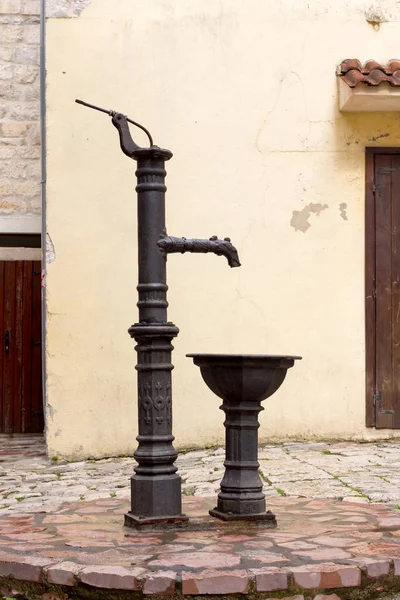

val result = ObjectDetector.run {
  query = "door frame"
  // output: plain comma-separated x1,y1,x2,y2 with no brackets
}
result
0,234,43,434
0,234,41,248
365,147,400,426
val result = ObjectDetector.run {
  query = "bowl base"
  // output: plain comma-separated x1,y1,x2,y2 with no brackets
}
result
209,507,277,526
124,512,189,529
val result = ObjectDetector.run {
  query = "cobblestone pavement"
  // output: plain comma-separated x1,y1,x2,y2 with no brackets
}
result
3,437,400,599
2,436,400,514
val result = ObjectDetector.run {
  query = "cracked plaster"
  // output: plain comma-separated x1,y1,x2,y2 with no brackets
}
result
46,0,92,18
46,233,55,264
44,0,400,459
365,3,388,26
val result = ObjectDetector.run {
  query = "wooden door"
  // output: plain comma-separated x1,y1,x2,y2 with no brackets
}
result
366,150,400,428
0,260,43,433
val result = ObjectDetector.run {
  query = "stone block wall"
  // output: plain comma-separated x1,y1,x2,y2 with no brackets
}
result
0,0,41,222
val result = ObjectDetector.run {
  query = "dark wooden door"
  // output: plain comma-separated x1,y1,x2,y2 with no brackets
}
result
366,150,400,428
0,260,43,433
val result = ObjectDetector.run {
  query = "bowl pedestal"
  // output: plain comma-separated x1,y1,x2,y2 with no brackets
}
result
187,354,301,523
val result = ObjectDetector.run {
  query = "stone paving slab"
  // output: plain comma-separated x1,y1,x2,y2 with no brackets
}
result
1,496,400,598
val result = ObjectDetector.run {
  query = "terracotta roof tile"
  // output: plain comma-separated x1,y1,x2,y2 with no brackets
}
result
339,59,400,87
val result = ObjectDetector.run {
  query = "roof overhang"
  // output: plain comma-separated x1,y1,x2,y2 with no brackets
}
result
339,78,400,112
338,59,400,112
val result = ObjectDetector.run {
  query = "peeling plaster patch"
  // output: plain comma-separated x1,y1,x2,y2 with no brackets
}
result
339,203,348,221
46,0,92,18
369,132,390,142
365,5,388,28
46,233,56,264
46,403,54,419
290,203,328,233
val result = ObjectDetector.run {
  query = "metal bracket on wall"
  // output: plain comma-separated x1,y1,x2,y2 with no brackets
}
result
373,391,394,415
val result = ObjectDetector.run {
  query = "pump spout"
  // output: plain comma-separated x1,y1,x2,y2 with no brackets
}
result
157,234,241,268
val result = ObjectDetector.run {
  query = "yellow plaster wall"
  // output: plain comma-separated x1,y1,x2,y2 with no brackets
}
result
45,0,400,459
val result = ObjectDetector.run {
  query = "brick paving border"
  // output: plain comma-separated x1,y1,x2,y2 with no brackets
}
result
1,555,400,598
